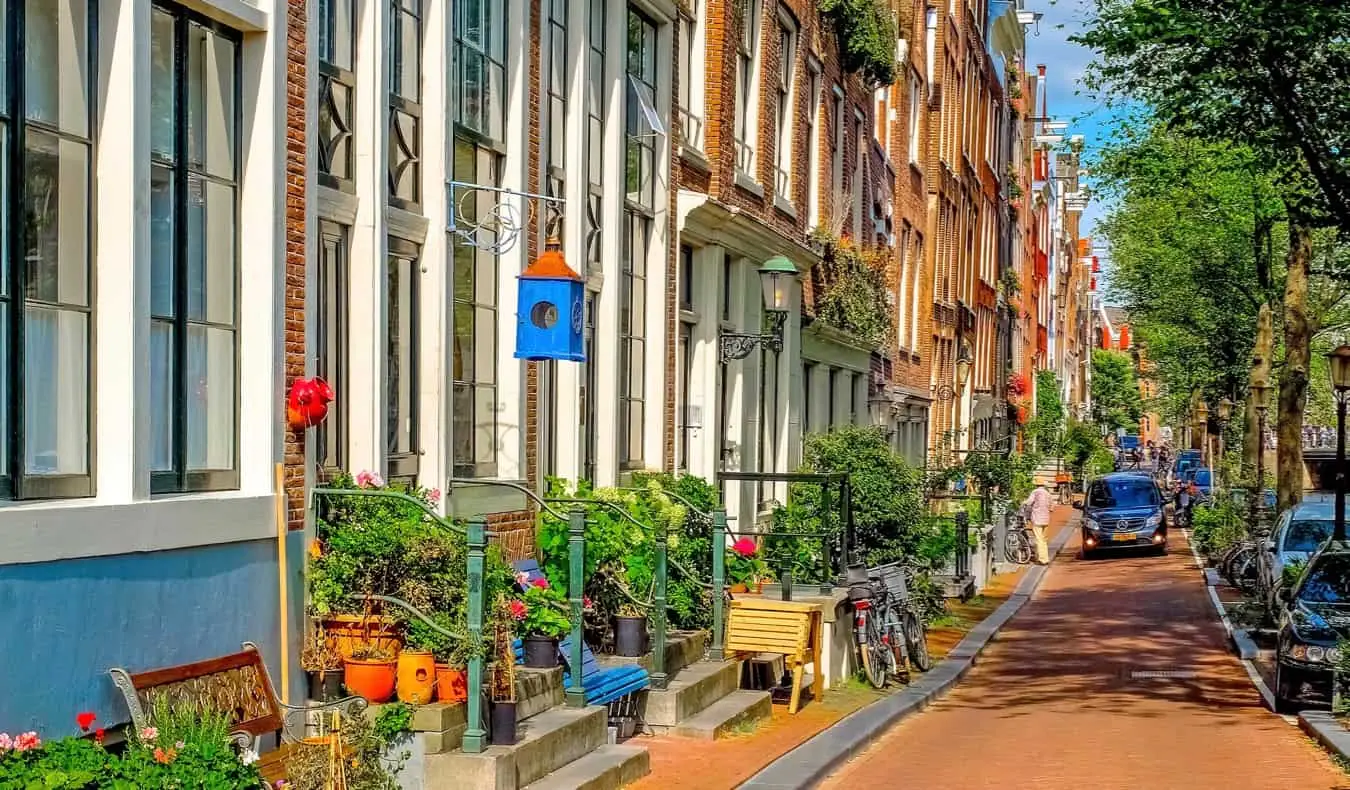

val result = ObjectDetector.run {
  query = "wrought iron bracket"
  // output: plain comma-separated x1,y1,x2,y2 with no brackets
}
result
932,384,957,402
719,311,788,363
446,181,567,255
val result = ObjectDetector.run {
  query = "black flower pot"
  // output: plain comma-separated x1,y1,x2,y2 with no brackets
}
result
307,670,344,702
489,701,518,745
613,615,649,657
523,635,560,668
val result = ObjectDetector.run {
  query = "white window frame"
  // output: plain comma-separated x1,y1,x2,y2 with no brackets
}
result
805,57,823,228
907,72,921,164
733,0,761,175
774,9,797,203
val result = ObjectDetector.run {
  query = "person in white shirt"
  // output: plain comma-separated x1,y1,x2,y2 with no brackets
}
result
1022,483,1053,565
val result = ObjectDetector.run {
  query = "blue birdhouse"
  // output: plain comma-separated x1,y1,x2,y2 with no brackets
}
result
515,238,586,362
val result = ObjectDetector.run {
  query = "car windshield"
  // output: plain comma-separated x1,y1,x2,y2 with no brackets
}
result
1298,555,1350,604
1194,469,1212,486
1087,479,1158,509
1285,520,1333,553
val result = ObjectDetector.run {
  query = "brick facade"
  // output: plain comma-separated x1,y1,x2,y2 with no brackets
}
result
284,0,307,531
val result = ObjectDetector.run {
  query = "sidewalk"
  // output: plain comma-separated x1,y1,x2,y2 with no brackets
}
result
626,507,1076,790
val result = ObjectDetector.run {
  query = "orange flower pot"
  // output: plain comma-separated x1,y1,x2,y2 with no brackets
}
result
396,650,437,704
343,657,397,703
436,665,468,704
729,583,749,593
321,614,402,659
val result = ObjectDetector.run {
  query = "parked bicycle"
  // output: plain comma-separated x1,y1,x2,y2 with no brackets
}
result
1005,512,1036,565
847,562,933,688
1217,539,1260,595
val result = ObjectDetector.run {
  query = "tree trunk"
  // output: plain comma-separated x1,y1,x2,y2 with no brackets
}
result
1277,220,1313,513
1245,304,1274,482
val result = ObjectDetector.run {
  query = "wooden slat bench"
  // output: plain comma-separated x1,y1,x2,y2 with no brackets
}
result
724,599,823,713
110,641,365,784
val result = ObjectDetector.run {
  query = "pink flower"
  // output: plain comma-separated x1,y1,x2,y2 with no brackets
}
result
0,733,13,751
583,596,594,610
509,600,528,621
530,577,549,590
427,488,442,504
730,538,758,558
514,571,530,587
354,470,384,489
140,726,158,742
13,732,40,752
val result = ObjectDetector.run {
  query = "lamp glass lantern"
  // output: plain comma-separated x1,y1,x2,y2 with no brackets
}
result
954,355,972,392
1251,379,1272,415
1217,398,1233,422
1330,345,1350,400
758,255,796,313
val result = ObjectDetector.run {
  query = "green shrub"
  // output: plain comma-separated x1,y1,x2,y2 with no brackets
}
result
1190,500,1247,557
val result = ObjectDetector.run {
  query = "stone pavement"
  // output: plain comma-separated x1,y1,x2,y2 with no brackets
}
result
818,525,1348,790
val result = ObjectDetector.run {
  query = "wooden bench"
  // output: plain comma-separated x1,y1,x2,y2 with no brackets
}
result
724,599,823,713
110,641,365,784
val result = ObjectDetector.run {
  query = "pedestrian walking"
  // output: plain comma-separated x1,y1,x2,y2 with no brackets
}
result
1022,482,1053,565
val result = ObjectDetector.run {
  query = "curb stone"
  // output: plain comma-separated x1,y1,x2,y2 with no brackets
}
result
736,524,1077,790
1299,710,1350,760
1230,627,1260,661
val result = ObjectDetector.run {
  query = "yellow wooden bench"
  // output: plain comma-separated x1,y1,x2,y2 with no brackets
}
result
725,599,823,713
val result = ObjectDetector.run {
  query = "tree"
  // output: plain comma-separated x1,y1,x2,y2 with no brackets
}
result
1091,349,1143,434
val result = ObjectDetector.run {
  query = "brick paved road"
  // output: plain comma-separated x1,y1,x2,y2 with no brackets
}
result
819,521,1349,790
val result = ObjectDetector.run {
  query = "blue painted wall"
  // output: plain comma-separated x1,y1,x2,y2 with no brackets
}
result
0,534,306,737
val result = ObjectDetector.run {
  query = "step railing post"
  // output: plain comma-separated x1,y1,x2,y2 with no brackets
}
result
462,517,488,753
710,508,727,661
566,508,587,708
651,511,669,690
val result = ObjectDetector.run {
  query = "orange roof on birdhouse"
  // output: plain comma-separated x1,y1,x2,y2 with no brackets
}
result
522,238,582,280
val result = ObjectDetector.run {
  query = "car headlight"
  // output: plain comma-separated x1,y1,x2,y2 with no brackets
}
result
1291,644,1309,660
1084,517,1099,531
1308,646,1327,662
1146,514,1161,528
1330,647,1344,663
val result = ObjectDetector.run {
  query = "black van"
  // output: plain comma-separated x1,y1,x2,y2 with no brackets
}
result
1076,473,1168,558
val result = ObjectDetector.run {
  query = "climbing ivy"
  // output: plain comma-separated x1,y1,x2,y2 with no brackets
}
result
818,0,898,86
813,235,892,348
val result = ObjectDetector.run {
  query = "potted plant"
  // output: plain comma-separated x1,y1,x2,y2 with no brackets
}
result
344,642,398,703
301,623,345,702
396,630,438,705
489,599,518,745
613,603,649,657
435,640,470,704
517,578,571,668
727,537,770,593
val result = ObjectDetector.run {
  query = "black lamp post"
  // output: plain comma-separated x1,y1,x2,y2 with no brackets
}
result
1251,378,1272,528
1328,345,1350,542
719,256,796,363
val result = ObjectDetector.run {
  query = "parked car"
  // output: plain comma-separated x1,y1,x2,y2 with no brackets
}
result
1076,472,1168,558
1259,495,1335,612
1172,450,1201,486
1274,539,1350,712
1190,467,1215,503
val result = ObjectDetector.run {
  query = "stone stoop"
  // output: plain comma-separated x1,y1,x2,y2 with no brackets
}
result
520,744,650,790
641,659,742,733
594,630,709,677
669,689,772,740
423,705,614,790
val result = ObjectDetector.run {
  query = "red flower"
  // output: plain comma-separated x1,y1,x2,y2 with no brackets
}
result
154,747,177,764
508,599,528,621
530,577,549,589
730,538,758,558
93,729,105,745
76,712,96,731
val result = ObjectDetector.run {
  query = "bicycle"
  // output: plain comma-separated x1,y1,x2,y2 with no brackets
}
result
1004,513,1036,565
847,562,933,689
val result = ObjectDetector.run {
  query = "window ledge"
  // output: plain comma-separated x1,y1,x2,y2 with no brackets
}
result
680,146,711,173
734,171,764,198
0,493,276,566
773,196,797,219
181,0,268,31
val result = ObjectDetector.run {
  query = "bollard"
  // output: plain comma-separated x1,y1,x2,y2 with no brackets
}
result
566,509,587,708
462,517,488,753
710,509,727,660
994,509,1008,569
651,510,669,690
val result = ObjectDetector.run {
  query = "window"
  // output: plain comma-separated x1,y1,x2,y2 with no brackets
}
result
0,0,96,499
911,233,923,346
619,213,649,468
581,292,597,480
677,9,702,150
897,224,912,348
677,322,692,471
830,85,844,212
802,362,814,435
544,0,567,181
317,0,356,189
733,0,759,173
450,139,501,477
679,244,694,310
389,0,422,207
625,10,659,208
907,73,921,164
585,0,605,272
852,109,864,240
317,222,349,472
720,252,732,321
150,5,240,494
774,12,796,199
386,240,420,481
827,368,837,428
805,58,822,227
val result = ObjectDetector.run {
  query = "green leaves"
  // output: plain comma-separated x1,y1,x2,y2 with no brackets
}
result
818,0,899,86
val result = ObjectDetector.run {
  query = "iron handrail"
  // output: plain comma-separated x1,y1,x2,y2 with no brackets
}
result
446,477,574,522
311,486,478,534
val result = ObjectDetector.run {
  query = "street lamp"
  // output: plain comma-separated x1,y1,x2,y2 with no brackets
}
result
1195,400,1210,465
1328,345,1350,541
1216,398,1233,486
1251,378,1272,529
719,256,797,363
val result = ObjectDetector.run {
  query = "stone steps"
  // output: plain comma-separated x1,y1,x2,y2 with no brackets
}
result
424,705,610,790
642,659,742,732
520,744,650,790
670,689,772,740
594,629,708,678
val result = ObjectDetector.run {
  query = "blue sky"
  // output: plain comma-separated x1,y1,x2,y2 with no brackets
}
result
1025,0,1116,244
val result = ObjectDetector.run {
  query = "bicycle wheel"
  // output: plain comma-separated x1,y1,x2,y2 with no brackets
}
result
882,611,910,681
859,611,889,688
902,609,932,671
1232,548,1261,595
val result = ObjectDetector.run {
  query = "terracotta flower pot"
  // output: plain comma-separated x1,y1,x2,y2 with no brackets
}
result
396,650,437,704
436,664,468,703
729,583,749,594
321,614,402,659
343,657,397,703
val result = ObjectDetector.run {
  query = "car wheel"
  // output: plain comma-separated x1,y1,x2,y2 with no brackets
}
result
1274,665,1302,714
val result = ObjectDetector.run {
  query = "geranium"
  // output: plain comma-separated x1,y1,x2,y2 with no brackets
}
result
517,582,571,639
727,539,770,586
13,732,40,752
1007,372,1030,397
0,733,13,751
508,599,528,621
76,711,96,731
153,746,177,764
427,488,442,504
530,576,549,590
140,726,158,742
730,538,758,558
94,728,105,744
354,470,384,488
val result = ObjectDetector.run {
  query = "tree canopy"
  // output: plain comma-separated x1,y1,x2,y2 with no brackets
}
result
1091,349,1143,434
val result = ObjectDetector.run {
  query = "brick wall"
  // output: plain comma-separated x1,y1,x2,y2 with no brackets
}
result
284,0,307,531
